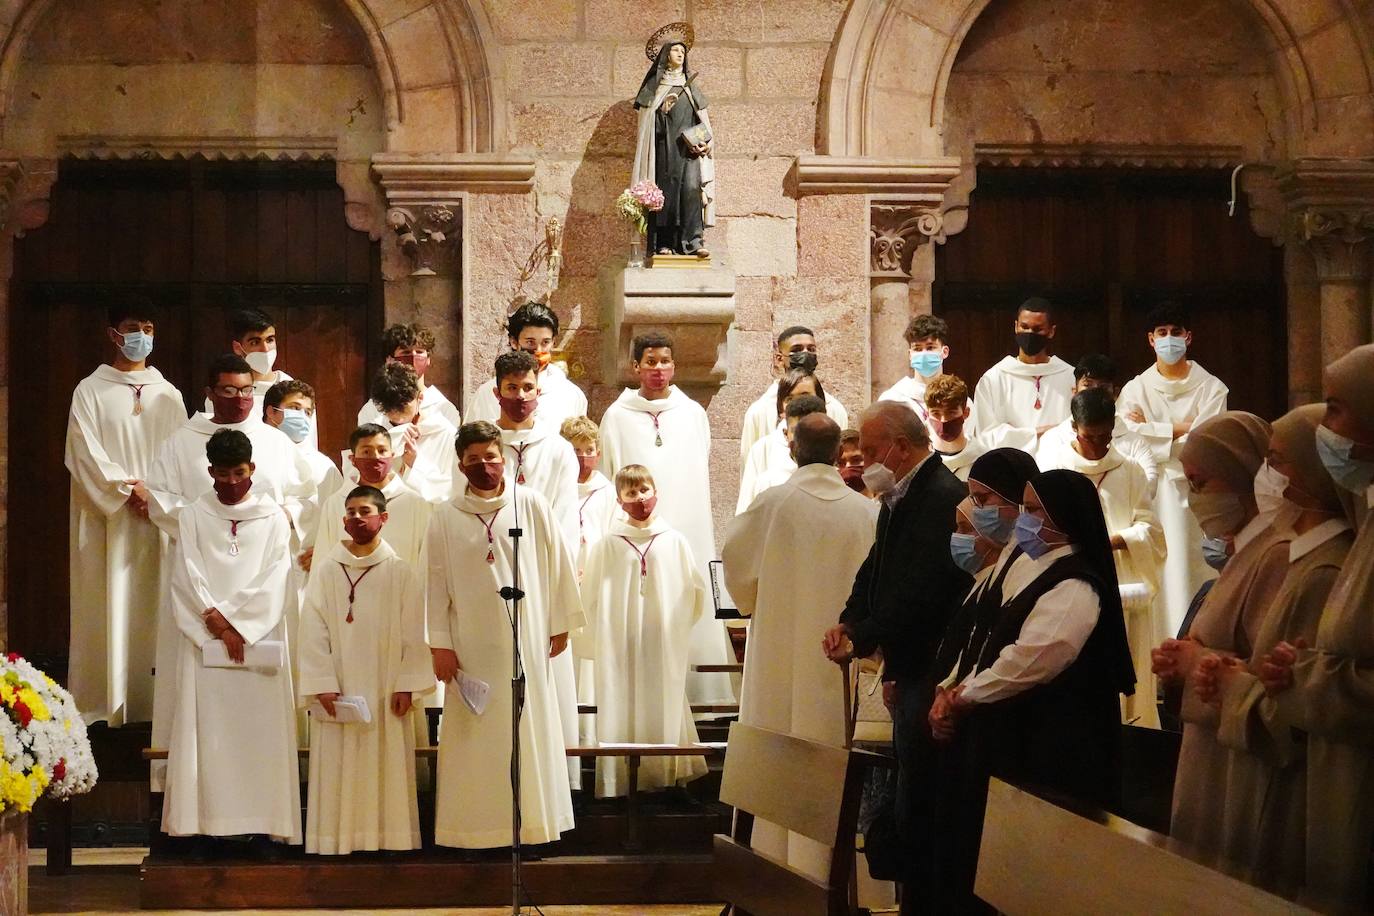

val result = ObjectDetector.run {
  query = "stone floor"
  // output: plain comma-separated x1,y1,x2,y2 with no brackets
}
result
30,848,724,915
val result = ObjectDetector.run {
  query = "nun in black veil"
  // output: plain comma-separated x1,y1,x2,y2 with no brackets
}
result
922,468,1136,913
631,22,715,257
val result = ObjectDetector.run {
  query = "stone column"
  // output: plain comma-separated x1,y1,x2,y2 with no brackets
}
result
1277,160,1374,366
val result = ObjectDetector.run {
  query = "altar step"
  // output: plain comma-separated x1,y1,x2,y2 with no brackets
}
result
140,851,719,910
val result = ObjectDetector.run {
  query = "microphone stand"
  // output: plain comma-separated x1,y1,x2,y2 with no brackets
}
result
498,471,526,916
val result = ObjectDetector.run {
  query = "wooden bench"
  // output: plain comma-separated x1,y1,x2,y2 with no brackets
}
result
975,778,1317,915
711,723,888,916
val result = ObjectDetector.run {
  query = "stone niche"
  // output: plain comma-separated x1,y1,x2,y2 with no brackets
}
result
601,261,736,386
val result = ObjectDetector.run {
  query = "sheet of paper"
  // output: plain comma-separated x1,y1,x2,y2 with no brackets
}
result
307,695,372,724
201,639,286,669
456,669,490,716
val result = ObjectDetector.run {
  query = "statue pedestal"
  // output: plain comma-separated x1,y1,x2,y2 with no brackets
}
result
602,260,736,386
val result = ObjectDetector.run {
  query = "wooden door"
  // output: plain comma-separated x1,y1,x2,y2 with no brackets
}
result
934,167,1286,419
8,157,382,671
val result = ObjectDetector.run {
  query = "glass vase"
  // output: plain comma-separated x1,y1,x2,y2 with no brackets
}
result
628,226,645,269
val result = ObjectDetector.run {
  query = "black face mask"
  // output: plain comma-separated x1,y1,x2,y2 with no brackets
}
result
1015,331,1049,356
788,351,818,372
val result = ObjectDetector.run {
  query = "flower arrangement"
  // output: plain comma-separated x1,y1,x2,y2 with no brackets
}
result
0,654,96,814
615,180,665,235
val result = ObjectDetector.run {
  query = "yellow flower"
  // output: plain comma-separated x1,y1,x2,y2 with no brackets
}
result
18,688,50,722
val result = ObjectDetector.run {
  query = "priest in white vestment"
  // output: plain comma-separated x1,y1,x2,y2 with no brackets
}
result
355,323,462,429
878,314,976,442
739,326,849,460
428,422,582,847
968,298,1074,457
722,414,877,878
161,430,300,845
579,465,711,797
1118,305,1228,639
299,487,434,854
598,333,736,705
1037,388,1165,727
464,303,588,431
65,310,186,726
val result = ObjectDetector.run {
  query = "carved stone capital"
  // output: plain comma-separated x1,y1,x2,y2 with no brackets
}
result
870,201,944,276
1277,158,1374,282
385,205,461,278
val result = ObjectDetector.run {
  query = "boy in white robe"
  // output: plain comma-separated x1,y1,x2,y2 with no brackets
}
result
1038,354,1159,493
161,429,300,851
837,429,872,498
356,322,462,429
968,297,1075,457
492,349,581,786
560,416,617,571
737,393,829,513
465,302,588,431
1118,303,1228,639
1037,388,1165,727
879,313,976,441
739,326,850,460
578,465,710,797
428,421,583,848
299,485,434,854
367,361,458,503
66,300,187,726
923,374,988,483
146,354,315,785
599,332,736,705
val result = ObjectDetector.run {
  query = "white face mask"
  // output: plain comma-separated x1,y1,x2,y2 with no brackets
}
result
1253,460,1300,530
861,444,899,495
244,348,277,375
1188,490,1246,539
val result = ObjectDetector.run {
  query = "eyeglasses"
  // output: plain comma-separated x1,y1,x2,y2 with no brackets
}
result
213,385,255,398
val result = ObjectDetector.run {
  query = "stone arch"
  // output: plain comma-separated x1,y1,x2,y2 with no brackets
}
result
0,0,507,155
820,0,1369,159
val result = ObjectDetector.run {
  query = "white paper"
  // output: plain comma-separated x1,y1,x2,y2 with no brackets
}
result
307,695,372,724
456,669,490,716
200,639,286,669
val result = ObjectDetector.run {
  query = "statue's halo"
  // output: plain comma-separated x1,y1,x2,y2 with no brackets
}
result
645,21,695,61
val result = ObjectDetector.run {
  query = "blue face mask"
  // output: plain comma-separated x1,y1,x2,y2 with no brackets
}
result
1153,334,1187,366
1315,424,1374,494
910,350,944,379
971,504,1014,545
277,408,312,444
1201,536,1230,571
949,533,983,575
120,330,154,363
1014,512,1054,560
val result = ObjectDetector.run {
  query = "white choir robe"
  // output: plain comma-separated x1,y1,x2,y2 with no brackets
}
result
1118,362,1228,639
161,493,300,842
1036,441,1166,727
574,471,618,744
288,444,344,735
578,518,710,797
599,386,736,705
464,362,588,432
356,381,462,431
427,485,583,847
722,463,877,879
500,423,581,785
146,413,315,789
298,540,434,854
312,474,432,574
65,364,186,726
736,425,796,514
968,355,1075,457
877,373,978,442
202,370,322,453
1038,416,1159,496
378,412,459,504
739,381,850,461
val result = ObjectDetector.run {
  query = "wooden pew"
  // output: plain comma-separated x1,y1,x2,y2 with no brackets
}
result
975,778,1317,915
711,723,888,916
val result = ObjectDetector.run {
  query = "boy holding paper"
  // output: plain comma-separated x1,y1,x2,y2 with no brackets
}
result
161,429,300,855
298,485,433,855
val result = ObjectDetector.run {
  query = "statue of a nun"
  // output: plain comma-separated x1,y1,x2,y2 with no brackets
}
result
632,22,715,258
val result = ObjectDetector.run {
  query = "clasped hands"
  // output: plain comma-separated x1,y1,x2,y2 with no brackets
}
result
203,608,247,663
124,479,151,519
928,684,969,743
821,624,853,663
1158,636,1304,707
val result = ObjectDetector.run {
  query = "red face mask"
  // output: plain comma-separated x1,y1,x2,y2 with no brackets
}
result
522,348,552,370
499,395,538,423
343,515,384,545
461,460,504,492
576,454,599,481
621,495,657,521
213,476,252,505
839,466,866,492
211,393,255,424
638,365,674,392
395,353,431,378
931,415,965,442
351,455,394,485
